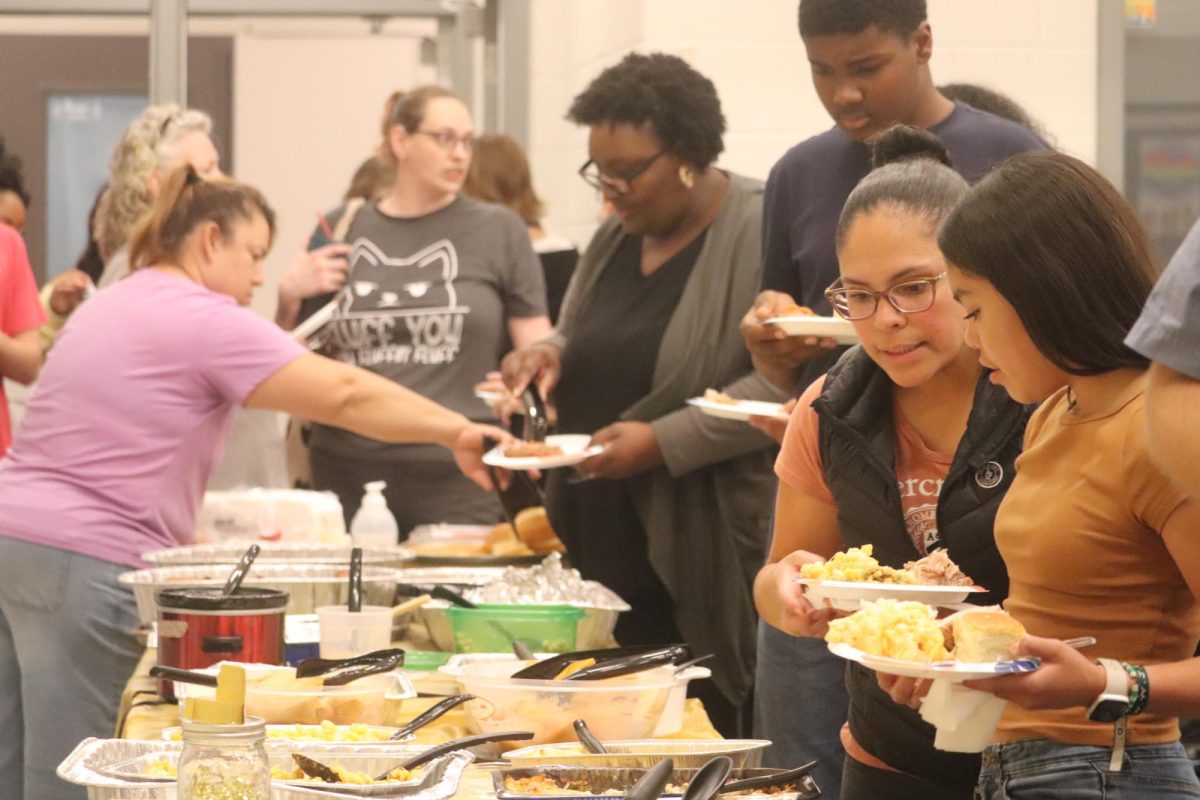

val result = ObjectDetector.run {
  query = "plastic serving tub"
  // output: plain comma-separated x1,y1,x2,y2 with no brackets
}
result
446,604,585,653
455,661,676,748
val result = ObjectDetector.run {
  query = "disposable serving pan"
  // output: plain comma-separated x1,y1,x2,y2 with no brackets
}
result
503,739,770,769
119,564,400,624
58,738,472,800
143,542,414,568
492,766,820,800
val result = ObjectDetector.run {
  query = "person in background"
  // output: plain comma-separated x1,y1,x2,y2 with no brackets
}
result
36,186,108,354
94,104,222,289
290,85,552,531
277,89,407,333
938,83,1048,141
0,136,44,458
1127,216,1200,498
502,53,785,737
739,0,1047,787
877,151,1200,799
0,137,30,232
464,132,579,324
0,166,507,800
755,126,1027,799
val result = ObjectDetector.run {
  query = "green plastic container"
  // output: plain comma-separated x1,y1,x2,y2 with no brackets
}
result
446,604,585,654
401,650,453,671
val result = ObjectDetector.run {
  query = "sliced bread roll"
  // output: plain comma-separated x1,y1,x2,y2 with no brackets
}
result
943,610,1027,662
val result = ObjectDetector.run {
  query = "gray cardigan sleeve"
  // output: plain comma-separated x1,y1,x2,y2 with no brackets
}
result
650,371,786,477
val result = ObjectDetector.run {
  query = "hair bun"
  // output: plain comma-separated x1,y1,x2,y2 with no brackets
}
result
868,124,953,170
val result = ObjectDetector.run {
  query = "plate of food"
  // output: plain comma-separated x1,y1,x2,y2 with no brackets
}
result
687,390,787,422
825,601,1038,681
483,435,604,470
794,545,987,611
762,314,858,345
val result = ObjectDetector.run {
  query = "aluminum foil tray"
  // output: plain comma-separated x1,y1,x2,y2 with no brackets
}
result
493,766,820,800
143,542,415,568
503,739,770,770
120,564,400,624
58,738,472,800
395,566,510,589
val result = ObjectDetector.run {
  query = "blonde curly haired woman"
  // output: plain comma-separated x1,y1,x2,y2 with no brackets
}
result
93,103,222,288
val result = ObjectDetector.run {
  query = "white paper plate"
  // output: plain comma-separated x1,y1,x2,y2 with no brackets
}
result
827,642,1039,681
482,434,604,470
763,315,858,344
795,578,988,612
686,398,787,422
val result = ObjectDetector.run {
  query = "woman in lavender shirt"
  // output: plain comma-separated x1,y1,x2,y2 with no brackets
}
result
0,166,506,800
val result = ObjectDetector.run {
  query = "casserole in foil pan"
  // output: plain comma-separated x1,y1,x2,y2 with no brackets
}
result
58,738,472,799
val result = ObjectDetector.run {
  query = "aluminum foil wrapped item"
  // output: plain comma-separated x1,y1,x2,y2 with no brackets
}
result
463,554,623,607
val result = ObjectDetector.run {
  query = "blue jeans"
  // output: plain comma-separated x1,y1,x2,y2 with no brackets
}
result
753,621,848,799
0,538,143,800
978,738,1200,799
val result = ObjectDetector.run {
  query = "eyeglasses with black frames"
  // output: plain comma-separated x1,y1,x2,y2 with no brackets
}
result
824,272,947,320
414,130,476,153
577,151,666,196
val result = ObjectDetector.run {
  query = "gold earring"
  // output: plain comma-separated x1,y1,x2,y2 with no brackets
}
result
678,165,695,189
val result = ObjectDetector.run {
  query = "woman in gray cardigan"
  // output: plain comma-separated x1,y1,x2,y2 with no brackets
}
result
500,53,784,735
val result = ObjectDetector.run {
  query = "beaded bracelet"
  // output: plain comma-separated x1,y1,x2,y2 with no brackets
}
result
1121,662,1150,716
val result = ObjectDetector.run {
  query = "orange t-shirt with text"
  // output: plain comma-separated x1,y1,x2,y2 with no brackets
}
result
776,375,954,556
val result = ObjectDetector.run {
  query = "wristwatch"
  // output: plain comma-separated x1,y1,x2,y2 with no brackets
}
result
1087,657,1131,723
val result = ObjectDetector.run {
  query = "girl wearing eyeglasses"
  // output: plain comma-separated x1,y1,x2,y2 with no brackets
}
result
877,152,1200,799
754,125,1030,800
282,86,552,532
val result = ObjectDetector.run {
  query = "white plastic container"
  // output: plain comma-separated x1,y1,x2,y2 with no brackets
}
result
316,604,394,659
350,482,399,549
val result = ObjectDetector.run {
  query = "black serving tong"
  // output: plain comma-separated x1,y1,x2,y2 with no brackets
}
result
149,665,218,688
719,762,820,795
151,650,406,691
348,546,364,612
626,758,676,800
521,385,550,443
573,718,608,754
372,731,535,781
221,544,260,597
396,582,479,609
511,644,690,681
563,645,692,682
294,647,405,686
388,694,474,741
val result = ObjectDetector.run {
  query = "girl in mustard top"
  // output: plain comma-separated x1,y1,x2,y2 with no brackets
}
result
882,152,1200,798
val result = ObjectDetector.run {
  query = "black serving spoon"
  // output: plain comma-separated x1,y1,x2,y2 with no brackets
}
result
388,694,474,741
719,762,819,795
221,544,260,597
293,753,342,783
372,731,535,781
573,718,608,754
625,758,676,800
681,757,734,800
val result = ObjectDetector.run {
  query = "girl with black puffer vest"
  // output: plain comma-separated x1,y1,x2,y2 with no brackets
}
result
753,124,1029,800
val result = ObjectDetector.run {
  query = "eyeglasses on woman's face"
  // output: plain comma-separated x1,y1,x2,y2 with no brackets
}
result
577,151,666,196
414,129,476,153
825,272,947,320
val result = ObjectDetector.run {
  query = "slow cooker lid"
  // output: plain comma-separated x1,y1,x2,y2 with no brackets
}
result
155,586,289,611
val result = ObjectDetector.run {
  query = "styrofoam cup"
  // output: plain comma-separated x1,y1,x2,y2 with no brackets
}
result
316,605,393,659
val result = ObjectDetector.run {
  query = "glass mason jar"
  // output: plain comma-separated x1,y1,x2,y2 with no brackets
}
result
177,716,271,800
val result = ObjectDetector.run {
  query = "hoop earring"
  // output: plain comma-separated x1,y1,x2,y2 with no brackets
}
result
678,165,695,189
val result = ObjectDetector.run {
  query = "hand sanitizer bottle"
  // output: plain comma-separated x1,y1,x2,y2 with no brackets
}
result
349,481,398,548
